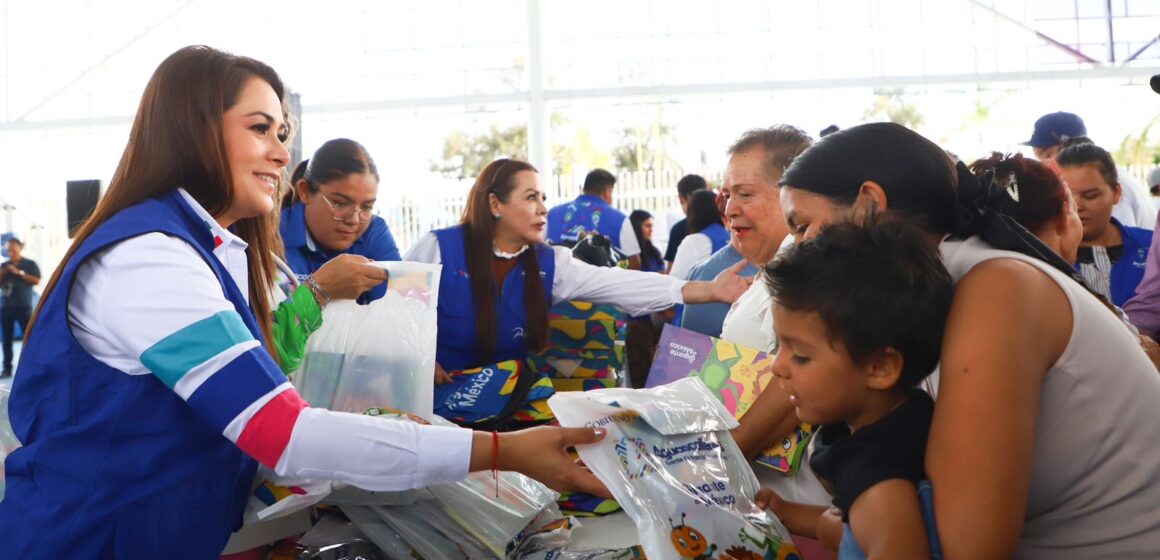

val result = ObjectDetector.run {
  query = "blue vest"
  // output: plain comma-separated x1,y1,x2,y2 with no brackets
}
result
670,223,731,326
1074,218,1153,307
546,194,629,250
701,223,730,254
279,203,401,303
434,225,556,372
1111,220,1152,307
681,244,759,338
0,191,261,558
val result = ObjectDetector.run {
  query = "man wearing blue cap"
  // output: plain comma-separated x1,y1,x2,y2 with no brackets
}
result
1024,111,1088,161
1025,111,1154,230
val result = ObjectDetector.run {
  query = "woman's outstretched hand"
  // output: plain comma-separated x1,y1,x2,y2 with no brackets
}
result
679,258,754,305
471,426,611,499
711,258,754,303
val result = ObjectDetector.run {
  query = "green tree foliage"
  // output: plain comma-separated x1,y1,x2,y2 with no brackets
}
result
556,128,612,177
611,107,679,172
431,124,529,180
863,88,925,130
432,105,678,179
1115,115,1160,181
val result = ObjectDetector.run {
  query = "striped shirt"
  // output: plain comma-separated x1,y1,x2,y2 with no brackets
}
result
66,189,471,491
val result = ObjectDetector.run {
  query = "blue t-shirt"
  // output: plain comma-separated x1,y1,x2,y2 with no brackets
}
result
546,194,631,252
279,203,401,302
0,257,39,308
680,244,757,338
664,218,689,263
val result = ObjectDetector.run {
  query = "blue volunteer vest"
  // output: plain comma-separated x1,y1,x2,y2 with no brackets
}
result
0,191,263,558
433,225,556,372
671,223,730,325
1072,218,1153,307
680,244,759,338
1111,219,1152,307
546,194,629,250
701,223,730,254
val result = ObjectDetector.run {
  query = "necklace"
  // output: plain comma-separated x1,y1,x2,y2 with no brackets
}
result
493,244,529,259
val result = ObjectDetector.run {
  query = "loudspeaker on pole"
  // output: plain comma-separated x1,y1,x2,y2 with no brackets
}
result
67,179,101,238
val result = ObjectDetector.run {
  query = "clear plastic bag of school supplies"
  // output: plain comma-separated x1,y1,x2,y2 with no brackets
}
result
428,464,558,557
421,413,558,557
519,546,647,560
295,261,441,418
548,377,800,560
410,499,496,558
374,504,468,560
341,504,422,560
514,516,648,560
286,514,386,560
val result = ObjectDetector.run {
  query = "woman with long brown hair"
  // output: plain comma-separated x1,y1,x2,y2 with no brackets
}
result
405,158,751,393
0,46,607,557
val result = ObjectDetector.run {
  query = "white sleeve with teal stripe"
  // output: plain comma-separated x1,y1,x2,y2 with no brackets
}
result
68,233,472,491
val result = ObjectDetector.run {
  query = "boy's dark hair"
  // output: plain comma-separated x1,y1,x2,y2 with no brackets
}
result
583,169,617,194
676,174,708,200
763,216,953,389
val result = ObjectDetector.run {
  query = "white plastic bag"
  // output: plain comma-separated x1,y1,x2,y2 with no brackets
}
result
295,261,441,418
549,378,800,560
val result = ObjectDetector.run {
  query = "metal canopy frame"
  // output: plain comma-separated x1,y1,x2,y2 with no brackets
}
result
2,0,1159,175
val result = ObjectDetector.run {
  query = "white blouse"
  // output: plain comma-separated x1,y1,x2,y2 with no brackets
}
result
405,232,686,315
668,232,714,281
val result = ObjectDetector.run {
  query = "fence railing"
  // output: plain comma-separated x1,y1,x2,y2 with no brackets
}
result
382,169,723,255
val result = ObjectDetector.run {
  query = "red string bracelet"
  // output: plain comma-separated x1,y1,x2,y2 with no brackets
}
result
492,430,500,498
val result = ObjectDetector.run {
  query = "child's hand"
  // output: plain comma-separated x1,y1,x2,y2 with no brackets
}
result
434,362,455,385
816,507,844,556
754,487,785,516
757,487,830,538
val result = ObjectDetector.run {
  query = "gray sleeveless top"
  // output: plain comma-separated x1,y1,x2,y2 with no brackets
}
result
940,236,1160,558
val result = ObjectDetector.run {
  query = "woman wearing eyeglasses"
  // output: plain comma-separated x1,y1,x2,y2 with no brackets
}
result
280,138,401,303
405,158,752,390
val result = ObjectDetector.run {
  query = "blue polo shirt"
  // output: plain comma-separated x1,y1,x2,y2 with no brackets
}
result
681,244,758,338
546,194,638,256
279,203,401,303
